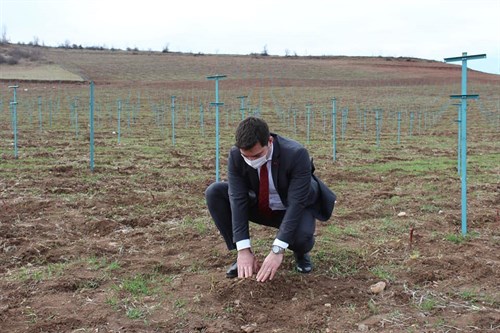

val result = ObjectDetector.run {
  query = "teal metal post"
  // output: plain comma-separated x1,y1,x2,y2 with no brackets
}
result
363,110,367,134
409,112,414,137
445,52,486,236
74,98,79,139
375,109,381,148
48,99,52,128
238,96,247,120
207,74,227,182
306,103,312,144
38,96,42,132
397,111,401,144
171,96,176,146
293,108,297,136
28,99,33,125
9,85,19,159
332,98,337,162
452,103,461,175
89,81,95,172
341,107,348,141
200,102,205,137
117,99,121,144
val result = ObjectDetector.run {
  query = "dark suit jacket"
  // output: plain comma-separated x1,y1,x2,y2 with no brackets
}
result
227,133,336,245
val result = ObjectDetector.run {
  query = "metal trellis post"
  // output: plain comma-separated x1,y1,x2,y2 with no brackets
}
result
207,74,227,182
9,85,19,159
444,52,486,236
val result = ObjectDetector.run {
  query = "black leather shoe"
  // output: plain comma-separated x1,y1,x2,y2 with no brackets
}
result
294,252,313,274
226,262,238,278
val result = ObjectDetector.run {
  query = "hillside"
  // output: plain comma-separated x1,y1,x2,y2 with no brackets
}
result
2,43,498,86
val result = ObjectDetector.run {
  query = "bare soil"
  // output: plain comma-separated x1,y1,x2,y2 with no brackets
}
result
1,46,499,332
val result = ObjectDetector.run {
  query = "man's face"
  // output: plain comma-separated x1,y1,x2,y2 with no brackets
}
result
240,136,273,161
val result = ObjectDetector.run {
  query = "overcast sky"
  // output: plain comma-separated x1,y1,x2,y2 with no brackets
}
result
1,0,499,74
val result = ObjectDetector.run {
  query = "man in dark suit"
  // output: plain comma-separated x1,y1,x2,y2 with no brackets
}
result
205,117,335,282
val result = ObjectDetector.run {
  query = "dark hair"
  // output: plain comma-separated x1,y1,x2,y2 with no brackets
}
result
235,117,270,150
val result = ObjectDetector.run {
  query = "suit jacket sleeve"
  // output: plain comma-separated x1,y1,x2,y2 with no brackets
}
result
227,147,251,243
276,147,312,244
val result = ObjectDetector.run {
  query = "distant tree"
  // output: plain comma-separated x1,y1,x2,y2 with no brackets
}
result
261,44,269,56
60,39,71,49
32,36,40,47
1,25,9,44
285,49,290,57
162,43,170,53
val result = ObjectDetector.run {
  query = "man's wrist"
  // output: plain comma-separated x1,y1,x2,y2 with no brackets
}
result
236,239,251,251
271,245,285,254
272,238,289,249
238,247,253,254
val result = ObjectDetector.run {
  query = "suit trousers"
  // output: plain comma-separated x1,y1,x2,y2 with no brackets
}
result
205,181,316,255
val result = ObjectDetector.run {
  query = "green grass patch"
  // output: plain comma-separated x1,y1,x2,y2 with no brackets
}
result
325,224,360,238
315,247,364,277
419,297,437,311
420,204,441,213
353,156,455,175
380,217,410,234
126,307,145,320
120,274,153,296
105,270,171,321
369,265,395,281
444,231,479,244
14,262,68,282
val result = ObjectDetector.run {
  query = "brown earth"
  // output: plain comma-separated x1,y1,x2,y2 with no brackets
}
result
0,45,499,332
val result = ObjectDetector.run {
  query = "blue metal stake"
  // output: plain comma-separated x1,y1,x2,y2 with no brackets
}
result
238,96,247,120
293,108,297,137
452,103,461,175
397,111,401,144
341,107,348,141
200,102,205,137
9,85,19,159
117,99,122,144
332,98,337,162
89,82,95,171
171,96,176,146
38,96,42,132
27,99,33,125
207,74,227,182
363,110,367,134
445,52,486,236
375,109,381,148
306,103,312,144
48,99,52,128
409,112,414,137
74,98,79,139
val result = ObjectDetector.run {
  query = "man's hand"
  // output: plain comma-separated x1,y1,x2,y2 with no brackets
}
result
256,252,283,282
237,248,259,278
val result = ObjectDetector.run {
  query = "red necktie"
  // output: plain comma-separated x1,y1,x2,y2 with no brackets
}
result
259,163,273,217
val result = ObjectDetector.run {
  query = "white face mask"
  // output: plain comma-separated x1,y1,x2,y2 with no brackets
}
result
242,154,268,170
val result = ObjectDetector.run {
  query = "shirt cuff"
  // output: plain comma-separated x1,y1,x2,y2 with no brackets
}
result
272,238,289,249
236,239,251,251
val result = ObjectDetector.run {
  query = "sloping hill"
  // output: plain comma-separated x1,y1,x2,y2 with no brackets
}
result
2,43,498,86
0,44,84,81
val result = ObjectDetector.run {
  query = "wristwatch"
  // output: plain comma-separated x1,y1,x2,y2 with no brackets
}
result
272,245,285,254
